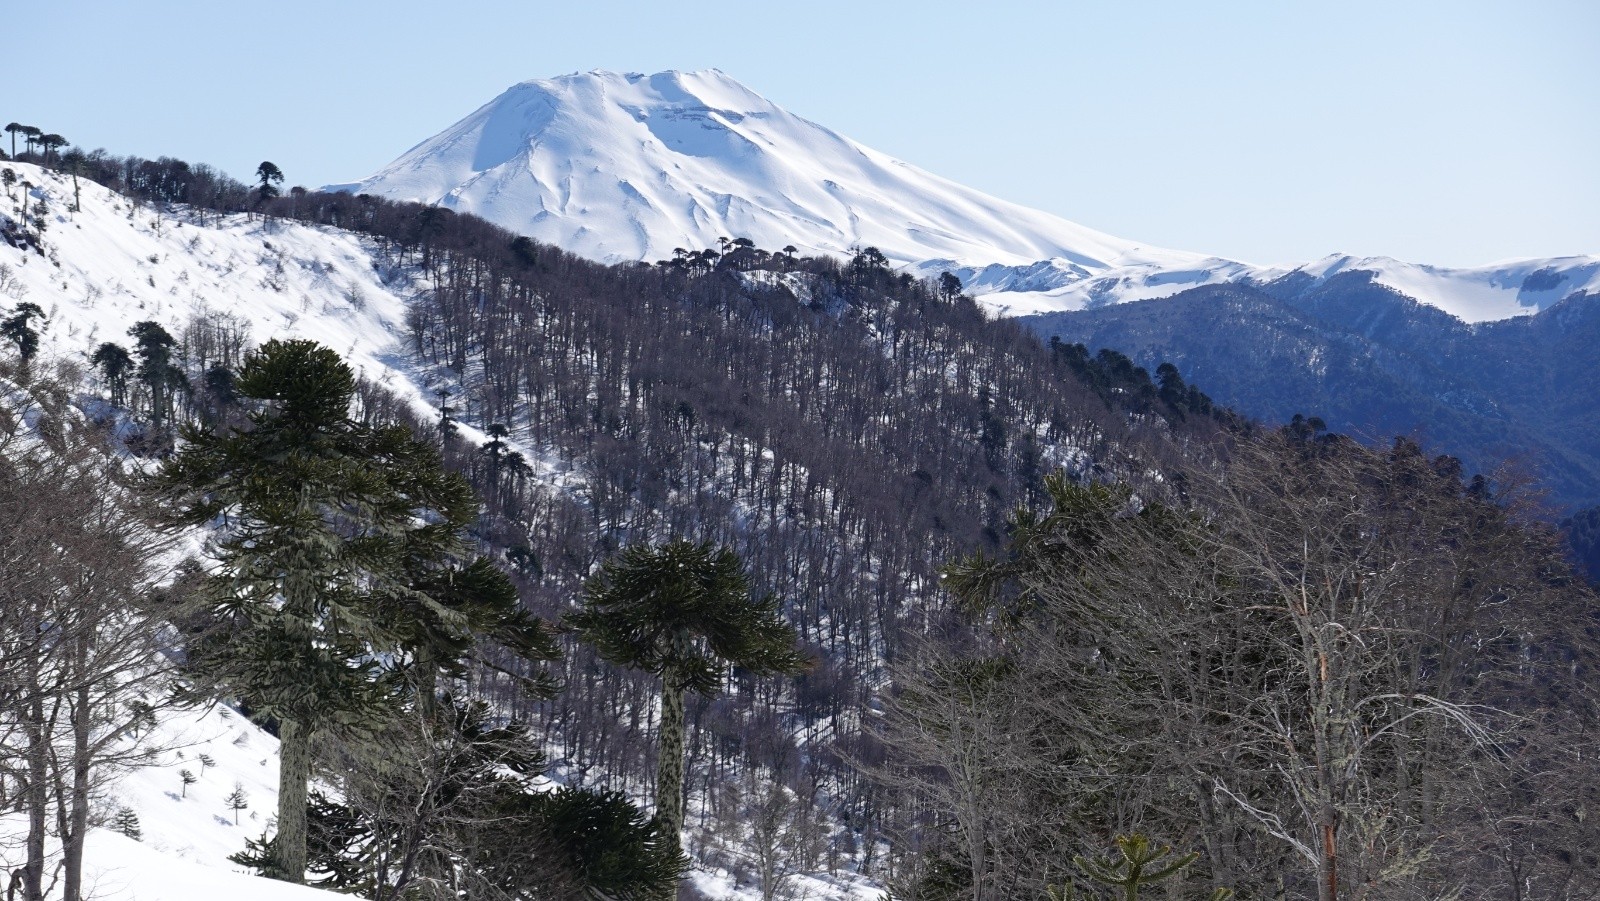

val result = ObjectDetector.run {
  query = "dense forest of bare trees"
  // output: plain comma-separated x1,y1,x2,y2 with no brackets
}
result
38,149,1241,888
896,431,1600,900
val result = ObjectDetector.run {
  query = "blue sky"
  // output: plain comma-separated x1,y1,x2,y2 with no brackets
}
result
10,0,1596,266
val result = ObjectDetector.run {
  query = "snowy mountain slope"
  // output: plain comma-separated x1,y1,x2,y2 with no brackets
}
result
334,69,1599,325
332,69,1202,274
0,161,392,901
0,162,423,404
1252,253,1600,324
1,160,884,901
941,252,1600,322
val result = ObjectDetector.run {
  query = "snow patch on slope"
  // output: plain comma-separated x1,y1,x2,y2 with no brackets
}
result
1254,253,1600,322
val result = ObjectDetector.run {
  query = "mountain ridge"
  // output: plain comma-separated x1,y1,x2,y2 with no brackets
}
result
334,68,1600,325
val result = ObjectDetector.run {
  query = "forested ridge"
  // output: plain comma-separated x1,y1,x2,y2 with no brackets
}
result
2,142,1597,901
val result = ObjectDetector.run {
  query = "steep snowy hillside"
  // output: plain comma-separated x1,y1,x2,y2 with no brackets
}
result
335,69,1599,325
332,69,1201,274
2,160,893,901
0,162,422,400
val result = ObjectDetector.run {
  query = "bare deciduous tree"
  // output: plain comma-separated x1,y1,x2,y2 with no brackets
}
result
0,387,173,901
885,434,1600,900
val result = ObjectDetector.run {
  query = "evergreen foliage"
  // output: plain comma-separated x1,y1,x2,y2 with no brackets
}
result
149,338,557,883
111,807,142,842
4,123,23,158
466,785,689,901
91,341,134,406
569,539,806,867
1,301,44,363
225,784,249,824
570,541,809,694
255,161,284,203
128,320,186,431
938,271,964,302
1048,835,1232,901
234,698,682,900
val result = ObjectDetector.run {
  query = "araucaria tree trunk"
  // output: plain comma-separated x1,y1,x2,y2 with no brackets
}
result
655,670,688,849
273,717,313,881
567,540,807,901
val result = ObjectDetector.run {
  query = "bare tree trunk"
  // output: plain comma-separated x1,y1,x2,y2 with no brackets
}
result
61,682,91,901
22,697,48,901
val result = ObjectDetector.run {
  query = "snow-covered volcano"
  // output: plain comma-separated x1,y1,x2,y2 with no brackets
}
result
333,69,1201,273
337,69,1600,325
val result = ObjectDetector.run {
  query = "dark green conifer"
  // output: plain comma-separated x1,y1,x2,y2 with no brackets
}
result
1048,834,1232,901
568,539,806,878
91,342,134,406
1,301,45,363
255,161,284,203
150,338,555,884
111,807,143,841
128,321,185,430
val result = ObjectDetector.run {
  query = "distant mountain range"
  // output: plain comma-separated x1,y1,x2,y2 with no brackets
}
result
332,68,1600,326
332,69,1600,510
1024,273,1600,511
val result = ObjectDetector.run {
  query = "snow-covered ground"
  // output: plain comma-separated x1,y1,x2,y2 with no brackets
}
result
333,68,1600,325
71,832,334,901
0,162,423,403
0,694,315,901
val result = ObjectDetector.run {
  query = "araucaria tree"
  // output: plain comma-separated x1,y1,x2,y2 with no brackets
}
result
149,338,540,883
1,302,45,365
91,342,134,406
128,321,185,431
255,161,284,204
568,540,807,868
